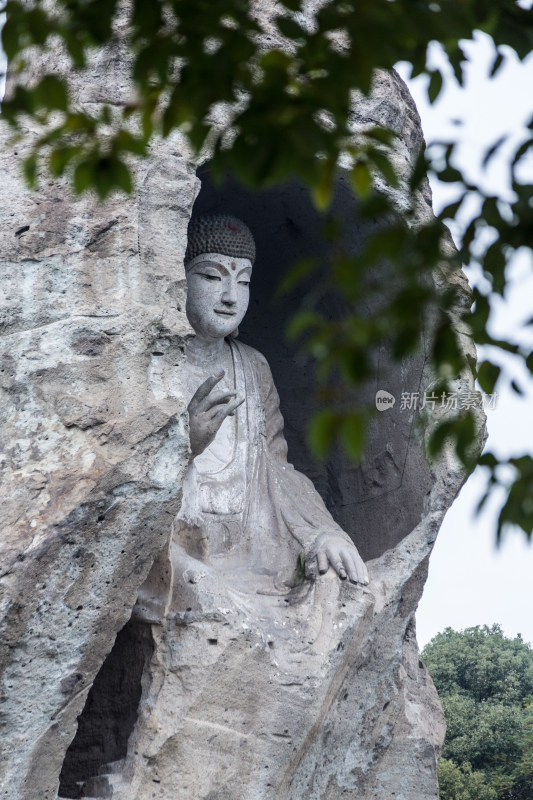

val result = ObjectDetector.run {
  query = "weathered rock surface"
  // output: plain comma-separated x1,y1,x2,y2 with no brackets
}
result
1,4,482,800
0,132,199,797
76,521,450,800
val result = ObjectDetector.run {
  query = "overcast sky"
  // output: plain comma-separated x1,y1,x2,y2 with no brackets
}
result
398,35,533,649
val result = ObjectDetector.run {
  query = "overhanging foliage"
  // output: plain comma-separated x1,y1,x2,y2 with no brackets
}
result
2,0,533,540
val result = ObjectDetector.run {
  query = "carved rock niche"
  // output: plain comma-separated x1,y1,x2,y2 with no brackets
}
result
53,165,473,800
193,167,435,562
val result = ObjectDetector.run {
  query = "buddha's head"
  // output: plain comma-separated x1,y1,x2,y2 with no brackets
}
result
184,215,256,341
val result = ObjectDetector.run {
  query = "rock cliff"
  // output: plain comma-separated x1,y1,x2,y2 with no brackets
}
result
0,4,481,799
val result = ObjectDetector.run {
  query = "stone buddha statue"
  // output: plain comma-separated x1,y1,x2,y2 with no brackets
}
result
135,214,367,627
120,217,372,799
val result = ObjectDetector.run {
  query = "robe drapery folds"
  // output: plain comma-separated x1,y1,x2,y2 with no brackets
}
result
181,339,352,562
135,339,357,630
122,343,375,799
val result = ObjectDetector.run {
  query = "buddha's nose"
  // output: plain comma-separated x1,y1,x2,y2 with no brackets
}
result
221,283,237,305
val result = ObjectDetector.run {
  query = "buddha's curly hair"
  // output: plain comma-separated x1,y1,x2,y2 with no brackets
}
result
185,215,256,265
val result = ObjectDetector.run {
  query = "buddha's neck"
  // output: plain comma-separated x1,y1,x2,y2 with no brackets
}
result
186,335,228,367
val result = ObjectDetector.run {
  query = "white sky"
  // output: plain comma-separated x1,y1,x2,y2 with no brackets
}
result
1,21,532,649
398,35,533,649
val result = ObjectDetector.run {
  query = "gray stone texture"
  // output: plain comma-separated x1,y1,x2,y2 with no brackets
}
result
0,3,482,799
0,139,200,798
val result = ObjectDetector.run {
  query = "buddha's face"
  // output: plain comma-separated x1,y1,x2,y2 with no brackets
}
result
186,254,252,341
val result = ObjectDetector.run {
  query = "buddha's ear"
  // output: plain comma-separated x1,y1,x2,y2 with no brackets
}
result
230,328,239,339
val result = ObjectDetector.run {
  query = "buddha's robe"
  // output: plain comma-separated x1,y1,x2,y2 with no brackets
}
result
122,341,372,798
135,338,356,636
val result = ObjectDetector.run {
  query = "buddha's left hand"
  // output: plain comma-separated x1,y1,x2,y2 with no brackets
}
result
311,533,369,585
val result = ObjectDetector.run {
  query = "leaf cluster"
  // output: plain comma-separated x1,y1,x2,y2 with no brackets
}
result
3,0,533,198
2,0,533,539
438,758,498,800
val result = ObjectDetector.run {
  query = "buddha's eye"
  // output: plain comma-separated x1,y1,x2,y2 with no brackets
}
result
238,279,250,286
199,272,221,281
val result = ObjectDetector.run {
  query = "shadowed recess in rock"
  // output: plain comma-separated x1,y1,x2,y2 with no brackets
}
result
58,620,154,799
191,167,433,561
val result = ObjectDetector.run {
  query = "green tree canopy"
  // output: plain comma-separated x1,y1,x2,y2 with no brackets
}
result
422,625,533,799
423,624,533,705
437,758,498,800
2,0,533,539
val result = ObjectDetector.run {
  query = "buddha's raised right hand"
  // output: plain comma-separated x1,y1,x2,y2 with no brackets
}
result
188,370,244,458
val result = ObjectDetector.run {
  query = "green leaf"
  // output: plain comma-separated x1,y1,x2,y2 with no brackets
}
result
73,161,94,195
428,412,478,472
350,160,372,198
447,45,466,87
93,157,115,199
64,30,86,68
1,13,20,61
276,258,317,297
49,145,79,177
3,85,35,119
482,135,507,168
112,157,133,194
438,165,463,183
479,452,498,469
497,460,533,541
456,412,478,472
477,360,501,394
276,16,305,40
433,317,465,376
427,418,456,460
512,138,533,168
25,6,53,46
490,51,504,77
340,413,365,461
114,129,147,156
438,193,466,221
286,311,322,341
64,112,97,133
482,196,502,229
277,0,302,10
132,0,163,36
483,242,506,295
259,49,292,72
365,126,396,146
428,69,443,104
368,147,399,188
476,484,493,515
311,158,335,210
309,409,339,461
409,149,428,191
35,75,69,111
23,153,37,190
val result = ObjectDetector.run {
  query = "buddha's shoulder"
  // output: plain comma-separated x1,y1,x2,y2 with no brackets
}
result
231,340,272,374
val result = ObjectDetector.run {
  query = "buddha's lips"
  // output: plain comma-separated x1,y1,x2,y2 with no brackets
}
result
214,309,236,316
